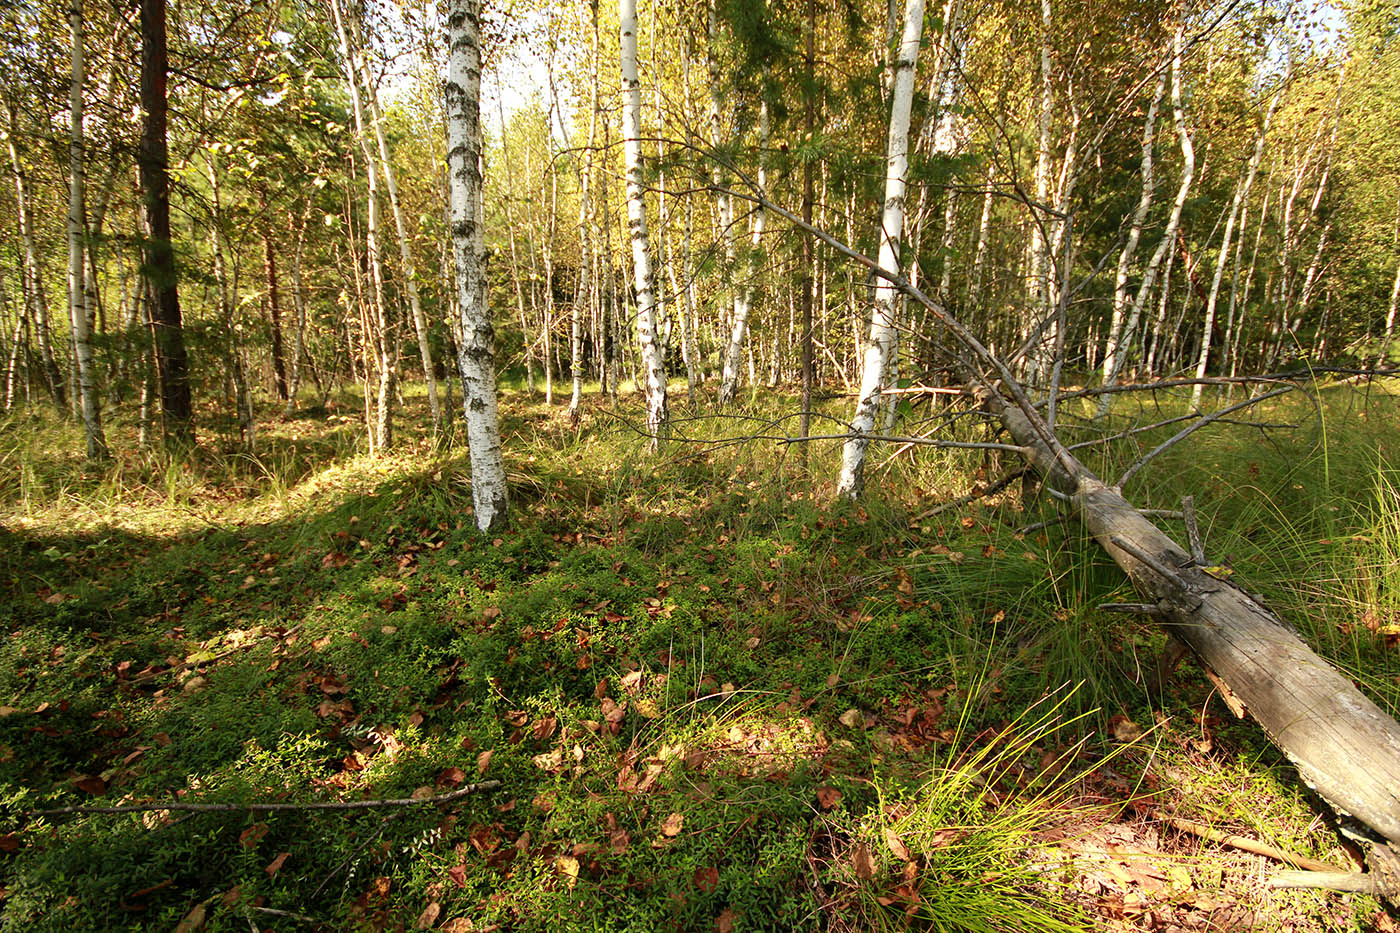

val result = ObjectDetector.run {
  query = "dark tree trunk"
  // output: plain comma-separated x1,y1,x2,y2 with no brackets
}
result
798,0,817,457
139,0,193,447
263,219,287,400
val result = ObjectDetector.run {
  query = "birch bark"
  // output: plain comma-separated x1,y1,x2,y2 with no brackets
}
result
328,0,394,449
1191,88,1281,407
350,9,441,432
6,106,66,408
836,0,925,499
68,0,106,459
1100,30,1194,410
447,0,508,531
620,0,668,448
718,102,768,406
1101,72,1165,383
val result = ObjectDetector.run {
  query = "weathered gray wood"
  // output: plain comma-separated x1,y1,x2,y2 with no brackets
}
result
1003,406,1400,847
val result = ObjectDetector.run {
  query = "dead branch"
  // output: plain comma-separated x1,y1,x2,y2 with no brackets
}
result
24,780,503,819
911,467,1028,520
1114,387,1292,488
1164,815,1344,874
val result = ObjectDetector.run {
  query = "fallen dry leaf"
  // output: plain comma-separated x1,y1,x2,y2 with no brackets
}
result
264,852,290,876
1110,715,1145,743
238,823,268,849
173,902,206,933
556,855,580,889
693,865,719,893
884,827,911,861
816,786,843,810
531,716,558,741
416,901,442,929
660,812,684,837
852,842,875,880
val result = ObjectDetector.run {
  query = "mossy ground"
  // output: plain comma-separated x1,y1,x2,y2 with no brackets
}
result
1,379,1398,931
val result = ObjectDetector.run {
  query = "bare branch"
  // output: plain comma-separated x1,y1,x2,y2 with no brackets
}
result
1115,387,1292,489
25,781,503,819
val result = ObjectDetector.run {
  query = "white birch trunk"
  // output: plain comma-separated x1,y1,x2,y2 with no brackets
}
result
285,208,309,417
718,101,768,406
7,107,65,408
1025,0,1054,383
836,0,924,499
1100,32,1194,411
569,0,602,420
352,19,440,431
68,0,105,460
1101,71,1165,383
620,0,668,448
447,0,508,531
1191,89,1280,408
1379,255,1400,365
328,0,394,449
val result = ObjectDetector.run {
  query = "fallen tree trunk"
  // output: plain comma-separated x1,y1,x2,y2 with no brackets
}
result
723,179,1400,887
1001,405,1400,853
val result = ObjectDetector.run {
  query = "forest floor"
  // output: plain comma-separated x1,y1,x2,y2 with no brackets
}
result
2,379,1399,932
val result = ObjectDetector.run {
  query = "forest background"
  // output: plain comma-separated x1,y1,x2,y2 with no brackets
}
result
3,0,1400,928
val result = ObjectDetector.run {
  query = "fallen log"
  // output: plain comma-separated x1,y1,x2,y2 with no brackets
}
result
1001,405,1400,895
727,178,1400,890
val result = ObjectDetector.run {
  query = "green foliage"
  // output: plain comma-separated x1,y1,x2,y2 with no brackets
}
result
0,382,1395,930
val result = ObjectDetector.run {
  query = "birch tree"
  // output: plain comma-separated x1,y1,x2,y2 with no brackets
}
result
6,106,66,409
836,0,925,499
447,0,508,531
620,0,668,449
1100,71,1165,384
348,5,441,433
328,0,395,451
1191,83,1282,408
68,0,106,460
1098,28,1195,412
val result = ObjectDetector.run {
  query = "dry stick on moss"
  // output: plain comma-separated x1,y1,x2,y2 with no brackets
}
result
1165,815,1345,874
25,780,503,819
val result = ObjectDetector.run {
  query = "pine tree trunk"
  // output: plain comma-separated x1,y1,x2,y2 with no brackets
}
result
140,0,193,447
447,0,508,531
